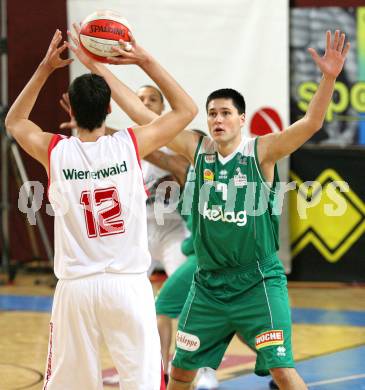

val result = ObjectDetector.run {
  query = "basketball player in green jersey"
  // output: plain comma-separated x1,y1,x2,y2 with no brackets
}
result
101,30,349,389
161,30,350,390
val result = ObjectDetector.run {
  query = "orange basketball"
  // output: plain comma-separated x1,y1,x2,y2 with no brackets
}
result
79,10,132,63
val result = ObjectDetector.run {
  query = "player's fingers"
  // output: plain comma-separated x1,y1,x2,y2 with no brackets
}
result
307,47,321,64
56,42,68,55
342,41,351,58
128,31,136,46
325,30,331,51
60,58,74,67
51,29,61,44
117,39,132,52
73,22,81,35
64,41,77,54
59,121,74,129
64,93,70,104
67,31,79,48
59,98,69,112
332,30,340,50
111,46,130,56
106,56,129,65
337,32,345,52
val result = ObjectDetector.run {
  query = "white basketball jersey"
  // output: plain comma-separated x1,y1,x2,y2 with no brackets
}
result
48,129,150,279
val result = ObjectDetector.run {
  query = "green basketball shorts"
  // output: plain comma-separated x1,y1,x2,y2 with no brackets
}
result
172,256,294,376
155,255,197,318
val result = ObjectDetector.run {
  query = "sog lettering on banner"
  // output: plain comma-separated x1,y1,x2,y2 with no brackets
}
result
256,330,284,349
176,330,200,351
63,162,127,180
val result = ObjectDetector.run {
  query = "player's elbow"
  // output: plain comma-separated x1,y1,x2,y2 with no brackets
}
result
180,103,198,125
4,114,17,137
303,115,323,134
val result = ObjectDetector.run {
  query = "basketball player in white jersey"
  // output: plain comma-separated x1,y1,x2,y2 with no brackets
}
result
137,85,190,277
61,85,190,277
5,26,197,390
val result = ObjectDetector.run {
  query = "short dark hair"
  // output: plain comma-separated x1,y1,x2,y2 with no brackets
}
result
138,85,164,104
68,74,111,131
206,88,246,114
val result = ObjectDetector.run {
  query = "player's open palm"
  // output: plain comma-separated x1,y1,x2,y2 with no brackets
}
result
308,30,350,79
107,33,151,66
42,29,73,71
66,23,97,71
59,93,76,130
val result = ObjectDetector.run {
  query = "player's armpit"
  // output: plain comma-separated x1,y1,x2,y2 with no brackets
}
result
167,130,201,165
133,117,199,161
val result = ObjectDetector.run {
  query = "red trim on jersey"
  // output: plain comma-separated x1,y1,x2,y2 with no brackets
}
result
127,127,150,197
43,321,54,390
47,134,65,196
160,360,166,390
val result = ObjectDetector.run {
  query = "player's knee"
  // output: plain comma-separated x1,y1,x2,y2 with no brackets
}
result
269,367,295,386
168,367,197,389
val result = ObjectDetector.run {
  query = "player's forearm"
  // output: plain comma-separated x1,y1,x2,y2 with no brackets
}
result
91,62,157,125
5,63,52,133
144,150,189,184
140,57,198,122
304,74,336,132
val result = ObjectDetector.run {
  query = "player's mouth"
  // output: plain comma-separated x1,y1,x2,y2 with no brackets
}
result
213,127,225,135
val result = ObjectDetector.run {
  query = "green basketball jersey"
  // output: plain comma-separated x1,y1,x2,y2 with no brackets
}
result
179,165,196,257
191,135,280,271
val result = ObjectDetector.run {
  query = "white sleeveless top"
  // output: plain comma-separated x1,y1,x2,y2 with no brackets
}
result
48,129,150,279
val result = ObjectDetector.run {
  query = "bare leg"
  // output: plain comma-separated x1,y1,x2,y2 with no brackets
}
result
157,314,173,371
167,367,197,390
270,368,307,390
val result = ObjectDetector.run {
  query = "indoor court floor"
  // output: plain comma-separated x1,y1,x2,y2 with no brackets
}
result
0,274,364,390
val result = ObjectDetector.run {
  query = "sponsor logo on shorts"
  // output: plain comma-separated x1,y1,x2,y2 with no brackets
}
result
203,169,214,182
176,330,200,352
205,154,216,164
277,346,286,357
255,330,284,349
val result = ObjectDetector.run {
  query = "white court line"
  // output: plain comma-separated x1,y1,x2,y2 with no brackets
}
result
308,373,365,387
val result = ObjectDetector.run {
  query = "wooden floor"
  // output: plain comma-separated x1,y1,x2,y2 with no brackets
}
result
1,273,364,389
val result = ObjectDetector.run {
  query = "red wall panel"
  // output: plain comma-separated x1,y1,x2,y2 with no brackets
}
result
6,0,69,264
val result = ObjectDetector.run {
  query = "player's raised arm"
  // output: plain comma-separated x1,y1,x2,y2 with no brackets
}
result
258,30,350,166
66,23,157,127
67,24,198,158
5,30,73,169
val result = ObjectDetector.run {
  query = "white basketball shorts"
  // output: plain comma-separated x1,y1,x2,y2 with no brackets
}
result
43,273,164,390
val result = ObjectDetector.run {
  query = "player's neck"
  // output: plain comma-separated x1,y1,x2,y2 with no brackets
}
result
76,125,107,142
216,135,242,157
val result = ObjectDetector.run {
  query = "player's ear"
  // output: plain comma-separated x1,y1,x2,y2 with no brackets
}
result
107,104,112,114
240,113,245,126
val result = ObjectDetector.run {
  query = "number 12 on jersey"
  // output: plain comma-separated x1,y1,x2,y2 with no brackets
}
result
80,186,125,238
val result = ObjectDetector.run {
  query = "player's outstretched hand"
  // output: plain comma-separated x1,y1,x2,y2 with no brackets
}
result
41,29,73,72
59,93,76,130
106,32,152,66
66,22,97,71
308,30,350,80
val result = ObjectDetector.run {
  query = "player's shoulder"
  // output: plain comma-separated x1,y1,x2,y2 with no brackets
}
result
240,136,256,157
110,127,130,141
198,135,217,155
